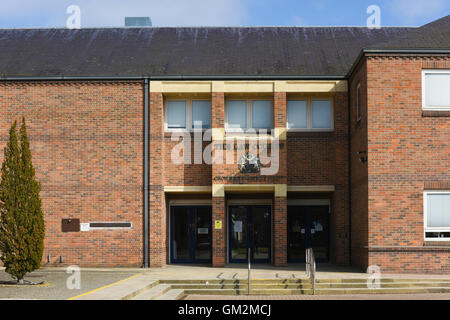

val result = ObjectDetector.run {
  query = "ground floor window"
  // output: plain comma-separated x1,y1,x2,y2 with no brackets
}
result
424,191,450,240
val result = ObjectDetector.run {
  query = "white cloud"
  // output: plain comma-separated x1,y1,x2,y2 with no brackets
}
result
0,0,248,28
388,0,447,25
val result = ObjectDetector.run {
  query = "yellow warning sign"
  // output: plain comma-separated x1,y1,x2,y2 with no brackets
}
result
215,220,222,229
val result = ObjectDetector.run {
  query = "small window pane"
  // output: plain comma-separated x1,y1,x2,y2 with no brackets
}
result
427,193,450,228
312,100,332,129
356,85,361,121
227,100,246,129
192,100,211,129
167,100,186,129
287,100,307,128
252,100,272,129
425,73,450,107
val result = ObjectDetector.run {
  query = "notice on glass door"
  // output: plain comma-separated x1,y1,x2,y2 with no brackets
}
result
234,221,243,233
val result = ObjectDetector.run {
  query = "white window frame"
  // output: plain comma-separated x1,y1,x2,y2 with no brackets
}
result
286,97,334,132
164,98,211,132
225,99,273,132
422,69,450,111
424,190,450,241
356,83,361,122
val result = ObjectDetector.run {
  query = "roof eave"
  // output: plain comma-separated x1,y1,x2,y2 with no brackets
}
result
346,48,450,78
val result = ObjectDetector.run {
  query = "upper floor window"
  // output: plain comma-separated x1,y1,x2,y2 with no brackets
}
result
287,98,333,131
422,70,450,111
424,191,450,241
165,99,211,131
356,83,361,122
225,99,272,131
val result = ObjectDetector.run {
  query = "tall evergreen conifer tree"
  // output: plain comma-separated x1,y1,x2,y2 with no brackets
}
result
0,119,44,282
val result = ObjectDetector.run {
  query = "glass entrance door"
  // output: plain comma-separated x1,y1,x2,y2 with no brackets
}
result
170,206,212,263
229,205,271,263
287,205,329,262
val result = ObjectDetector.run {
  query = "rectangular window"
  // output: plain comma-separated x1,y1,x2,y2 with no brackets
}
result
226,99,272,131
356,83,361,122
165,99,211,131
422,70,450,110
226,100,247,129
167,100,186,129
312,100,332,129
252,100,272,129
287,100,307,129
192,100,211,129
287,98,333,131
424,191,450,240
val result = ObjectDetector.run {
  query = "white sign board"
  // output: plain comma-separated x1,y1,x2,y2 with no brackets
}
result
80,223,90,232
234,221,243,233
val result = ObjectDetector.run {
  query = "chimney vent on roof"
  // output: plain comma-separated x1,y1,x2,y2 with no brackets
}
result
124,17,152,27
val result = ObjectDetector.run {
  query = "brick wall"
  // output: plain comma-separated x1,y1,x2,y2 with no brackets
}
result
286,93,350,265
349,59,369,270
0,81,144,267
365,55,450,273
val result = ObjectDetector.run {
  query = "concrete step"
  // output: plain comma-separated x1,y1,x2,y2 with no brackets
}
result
131,284,171,300
156,289,186,300
170,283,312,290
182,286,450,296
161,278,450,285
316,282,450,288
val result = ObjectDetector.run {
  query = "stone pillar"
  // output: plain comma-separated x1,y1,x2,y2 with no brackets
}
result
149,91,166,267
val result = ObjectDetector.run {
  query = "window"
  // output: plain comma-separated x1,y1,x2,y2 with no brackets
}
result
165,99,211,131
287,98,333,130
422,70,450,110
225,99,272,131
356,83,361,122
424,191,450,240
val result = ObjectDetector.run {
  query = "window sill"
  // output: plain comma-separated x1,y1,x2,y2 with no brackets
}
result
424,241,450,246
422,110,450,117
287,128,334,133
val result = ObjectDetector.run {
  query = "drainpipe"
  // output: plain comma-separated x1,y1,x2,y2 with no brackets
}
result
347,78,352,266
144,77,150,268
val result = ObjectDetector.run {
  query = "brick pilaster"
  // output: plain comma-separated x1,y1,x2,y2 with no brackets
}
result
212,197,226,266
149,91,166,267
274,196,288,266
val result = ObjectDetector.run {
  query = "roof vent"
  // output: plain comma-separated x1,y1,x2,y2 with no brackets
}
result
124,17,152,27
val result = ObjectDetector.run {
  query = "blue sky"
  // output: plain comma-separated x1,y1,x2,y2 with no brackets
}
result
0,0,448,28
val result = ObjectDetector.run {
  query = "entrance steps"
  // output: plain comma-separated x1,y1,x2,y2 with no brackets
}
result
124,278,450,300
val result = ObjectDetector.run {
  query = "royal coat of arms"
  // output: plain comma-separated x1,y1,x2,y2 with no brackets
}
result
238,152,261,173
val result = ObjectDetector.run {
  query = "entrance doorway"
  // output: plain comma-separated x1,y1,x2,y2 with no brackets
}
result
287,205,329,262
228,205,271,263
170,206,212,263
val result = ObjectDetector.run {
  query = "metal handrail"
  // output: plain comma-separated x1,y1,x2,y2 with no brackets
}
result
248,248,251,295
306,248,316,295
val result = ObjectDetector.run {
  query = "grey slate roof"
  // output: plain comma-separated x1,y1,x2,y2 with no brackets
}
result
369,15,450,49
0,15,448,78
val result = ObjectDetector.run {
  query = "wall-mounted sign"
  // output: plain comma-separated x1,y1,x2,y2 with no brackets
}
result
80,223,90,232
215,220,222,230
234,221,243,233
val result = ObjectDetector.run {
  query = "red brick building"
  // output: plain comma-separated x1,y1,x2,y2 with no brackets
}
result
0,16,449,273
